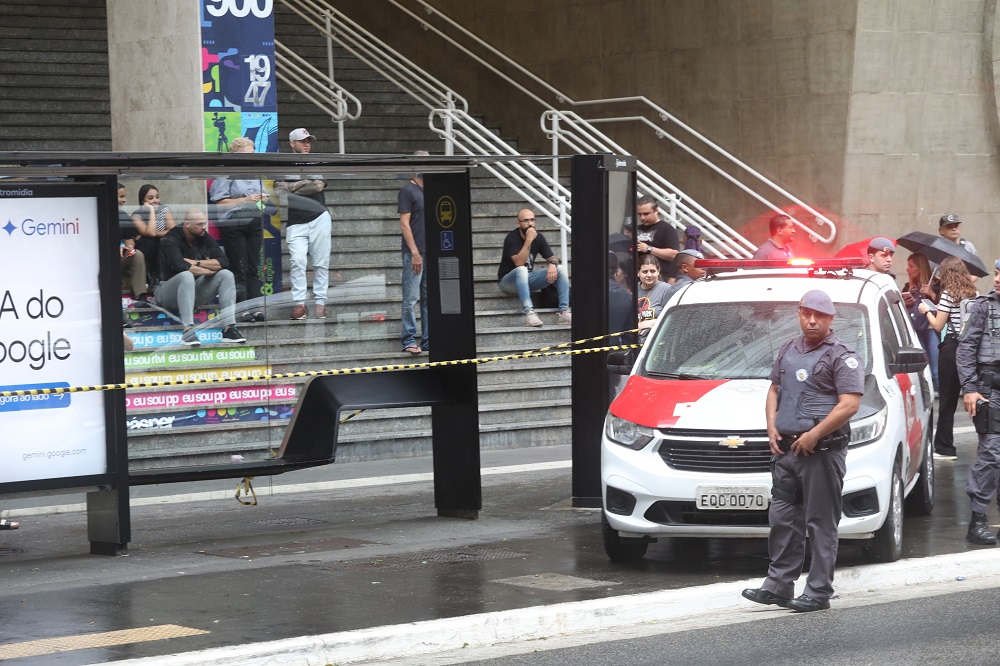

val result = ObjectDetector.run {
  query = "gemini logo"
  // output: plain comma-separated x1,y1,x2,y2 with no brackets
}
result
2,218,80,238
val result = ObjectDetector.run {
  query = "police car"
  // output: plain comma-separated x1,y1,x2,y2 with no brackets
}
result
602,258,934,563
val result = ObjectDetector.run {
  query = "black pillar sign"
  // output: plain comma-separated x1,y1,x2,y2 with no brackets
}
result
423,171,481,518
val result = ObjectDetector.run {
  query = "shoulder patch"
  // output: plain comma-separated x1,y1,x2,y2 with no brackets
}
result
844,356,859,370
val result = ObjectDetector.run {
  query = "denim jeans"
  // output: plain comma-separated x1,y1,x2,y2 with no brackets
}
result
917,326,940,391
498,265,570,313
401,252,428,350
287,210,331,305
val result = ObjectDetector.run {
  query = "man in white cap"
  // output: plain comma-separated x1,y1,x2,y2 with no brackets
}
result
866,236,895,274
742,289,863,613
280,128,331,320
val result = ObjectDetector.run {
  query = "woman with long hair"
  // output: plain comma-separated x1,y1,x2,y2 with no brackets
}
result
131,183,176,285
902,252,939,390
918,256,979,459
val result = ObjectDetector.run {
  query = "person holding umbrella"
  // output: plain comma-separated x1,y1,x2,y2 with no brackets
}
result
918,257,980,459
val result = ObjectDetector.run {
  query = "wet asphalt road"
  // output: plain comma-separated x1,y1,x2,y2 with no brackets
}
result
0,418,994,664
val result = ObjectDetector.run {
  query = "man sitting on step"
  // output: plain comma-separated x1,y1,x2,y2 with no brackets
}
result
155,208,246,346
497,209,571,327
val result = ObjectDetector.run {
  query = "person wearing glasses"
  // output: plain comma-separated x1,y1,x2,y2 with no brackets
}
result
497,209,571,327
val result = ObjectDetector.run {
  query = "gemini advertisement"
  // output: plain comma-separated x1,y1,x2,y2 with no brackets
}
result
0,189,107,483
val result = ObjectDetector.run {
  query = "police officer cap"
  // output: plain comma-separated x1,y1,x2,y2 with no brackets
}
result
939,213,960,227
867,236,895,254
799,289,836,316
677,248,704,260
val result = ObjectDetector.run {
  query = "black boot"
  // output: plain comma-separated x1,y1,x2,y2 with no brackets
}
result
966,512,997,546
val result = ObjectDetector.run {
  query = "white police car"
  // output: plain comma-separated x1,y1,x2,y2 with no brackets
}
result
602,258,934,563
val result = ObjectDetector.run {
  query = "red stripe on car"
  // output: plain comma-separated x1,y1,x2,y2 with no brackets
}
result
610,375,728,429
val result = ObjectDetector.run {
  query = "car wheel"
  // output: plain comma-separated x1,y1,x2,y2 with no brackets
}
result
601,511,648,562
904,428,934,517
866,461,904,563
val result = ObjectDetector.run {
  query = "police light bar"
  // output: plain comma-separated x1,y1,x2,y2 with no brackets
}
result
694,257,868,269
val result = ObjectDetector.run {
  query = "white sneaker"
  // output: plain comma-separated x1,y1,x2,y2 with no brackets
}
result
524,311,543,327
556,310,572,325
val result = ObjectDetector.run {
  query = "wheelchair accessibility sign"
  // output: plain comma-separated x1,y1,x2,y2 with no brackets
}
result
440,230,454,252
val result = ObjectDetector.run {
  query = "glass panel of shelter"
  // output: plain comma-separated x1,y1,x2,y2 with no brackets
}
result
119,168,411,472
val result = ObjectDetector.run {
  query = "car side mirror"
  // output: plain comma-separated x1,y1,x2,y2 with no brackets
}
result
607,349,637,375
889,346,928,375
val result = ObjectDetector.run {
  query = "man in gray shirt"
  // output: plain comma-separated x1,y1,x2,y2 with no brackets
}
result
752,214,796,260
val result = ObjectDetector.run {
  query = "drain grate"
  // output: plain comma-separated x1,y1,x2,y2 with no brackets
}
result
325,546,529,572
251,517,329,528
0,546,23,558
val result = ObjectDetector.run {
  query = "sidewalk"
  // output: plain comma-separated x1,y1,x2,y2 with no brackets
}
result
0,436,993,665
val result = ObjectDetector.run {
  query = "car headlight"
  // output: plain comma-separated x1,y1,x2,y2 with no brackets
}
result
605,414,655,450
849,407,887,447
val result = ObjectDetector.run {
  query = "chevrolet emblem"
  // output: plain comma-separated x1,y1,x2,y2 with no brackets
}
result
720,437,746,449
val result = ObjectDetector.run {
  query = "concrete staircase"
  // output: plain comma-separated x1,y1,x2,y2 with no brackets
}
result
0,0,111,151
122,6,574,469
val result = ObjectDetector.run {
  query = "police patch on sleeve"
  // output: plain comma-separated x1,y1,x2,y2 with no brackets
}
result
795,369,808,381
844,356,859,369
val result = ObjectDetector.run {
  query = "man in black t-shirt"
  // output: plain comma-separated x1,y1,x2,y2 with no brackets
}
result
635,195,680,281
497,209,571,327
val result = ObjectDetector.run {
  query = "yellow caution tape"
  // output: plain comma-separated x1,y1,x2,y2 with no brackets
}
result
0,329,641,398
235,477,257,506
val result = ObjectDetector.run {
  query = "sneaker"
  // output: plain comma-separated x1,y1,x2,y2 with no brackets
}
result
222,325,247,343
556,309,572,325
181,326,200,346
315,304,327,319
524,311,543,327
933,450,957,461
290,304,307,320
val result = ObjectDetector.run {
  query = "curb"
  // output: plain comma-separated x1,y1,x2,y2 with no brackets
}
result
85,548,1000,666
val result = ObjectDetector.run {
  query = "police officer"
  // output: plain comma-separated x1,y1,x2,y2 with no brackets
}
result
956,259,1000,545
742,289,864,612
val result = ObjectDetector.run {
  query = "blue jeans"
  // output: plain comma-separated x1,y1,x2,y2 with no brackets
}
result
498,265,570,314
917,327,940,391
401,252,428,350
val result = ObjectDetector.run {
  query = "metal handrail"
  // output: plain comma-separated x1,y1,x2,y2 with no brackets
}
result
387,0,838,247
277,0,573,260
274,39,362,155
281,0,466,115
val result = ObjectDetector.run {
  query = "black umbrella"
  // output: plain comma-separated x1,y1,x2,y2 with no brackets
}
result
895,231,989,277
608,232,632,253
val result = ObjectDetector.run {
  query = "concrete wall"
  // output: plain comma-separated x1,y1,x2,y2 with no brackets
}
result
107,0,206,207
311,1,1000,261
107,0,203,152
846,0,999,265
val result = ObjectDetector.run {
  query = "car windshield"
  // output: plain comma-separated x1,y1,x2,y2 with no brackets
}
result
641,301,870,379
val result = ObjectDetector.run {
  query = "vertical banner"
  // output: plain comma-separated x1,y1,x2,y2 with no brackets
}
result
0,186,108,484
201,0,282,295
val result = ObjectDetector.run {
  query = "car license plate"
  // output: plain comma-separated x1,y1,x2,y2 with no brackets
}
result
695,485,769,510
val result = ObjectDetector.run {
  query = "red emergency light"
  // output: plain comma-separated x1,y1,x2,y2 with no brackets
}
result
695,257,868,270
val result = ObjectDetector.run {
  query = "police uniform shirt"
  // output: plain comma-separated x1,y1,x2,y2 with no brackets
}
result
957,292,1000,393
769,332,864,435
